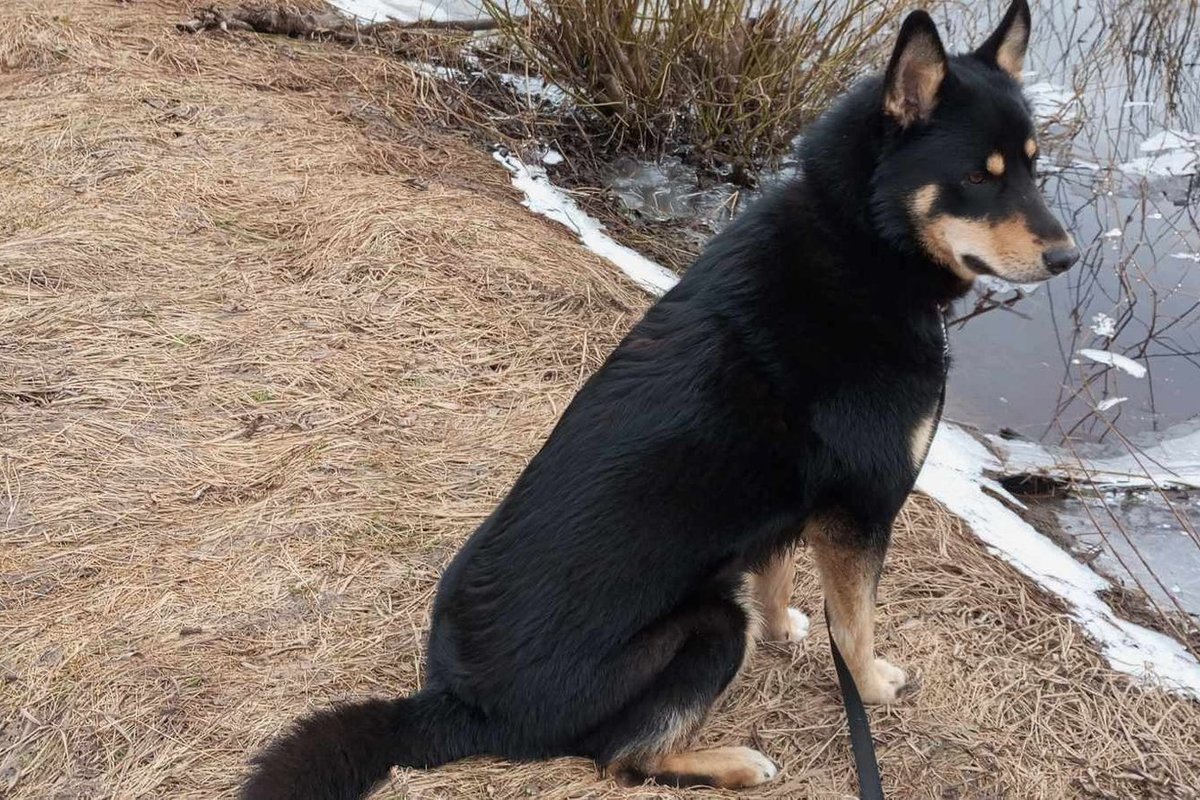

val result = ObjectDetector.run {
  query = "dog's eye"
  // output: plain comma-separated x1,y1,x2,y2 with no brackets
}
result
965,171,989,185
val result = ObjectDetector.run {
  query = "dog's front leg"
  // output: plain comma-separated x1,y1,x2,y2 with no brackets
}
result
751,548,809,642
807,517,908,704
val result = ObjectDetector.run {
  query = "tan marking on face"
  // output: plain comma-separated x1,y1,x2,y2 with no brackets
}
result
919,213,1065,283
910,413,938,470
986,152,1006,177
1025,137,1038,159
910,184,939,218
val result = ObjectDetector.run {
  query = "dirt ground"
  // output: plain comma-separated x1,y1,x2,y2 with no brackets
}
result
2,2,1199,798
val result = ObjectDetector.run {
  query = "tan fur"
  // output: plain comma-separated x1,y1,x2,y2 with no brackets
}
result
733,574,763,670
751,549,796,641
910,412,938,470
884,37,946,125
995,15,1029,80
610,704,707,764
910,184,938,217
919,213,1075,283
640,747,777,789
986,152,1005,177
1025,137,1038,159
806,517,907,704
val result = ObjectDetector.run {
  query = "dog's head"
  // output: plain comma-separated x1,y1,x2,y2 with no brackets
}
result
873,0,1079,284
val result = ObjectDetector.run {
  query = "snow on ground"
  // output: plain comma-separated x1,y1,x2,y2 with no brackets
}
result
919,427,1200,698
493,150,680,296
331,0,485,22
495,153,1200,698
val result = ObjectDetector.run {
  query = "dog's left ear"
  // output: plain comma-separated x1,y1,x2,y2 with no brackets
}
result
975,0,1031,81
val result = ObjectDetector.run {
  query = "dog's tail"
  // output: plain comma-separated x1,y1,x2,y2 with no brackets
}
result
240,689,487,800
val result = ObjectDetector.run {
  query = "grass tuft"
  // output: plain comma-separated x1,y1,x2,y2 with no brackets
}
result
482,0,906,175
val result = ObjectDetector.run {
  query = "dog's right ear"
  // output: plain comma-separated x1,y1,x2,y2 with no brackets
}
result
883,10,949,127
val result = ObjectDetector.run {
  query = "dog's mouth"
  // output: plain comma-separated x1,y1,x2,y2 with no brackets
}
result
961,255,996,276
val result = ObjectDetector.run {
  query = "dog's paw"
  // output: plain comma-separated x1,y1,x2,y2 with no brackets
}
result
859,658,908,704
761,608,810,642
783,608,810,641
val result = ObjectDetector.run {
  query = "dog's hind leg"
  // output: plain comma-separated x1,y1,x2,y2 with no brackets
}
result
807,516,908,704
751,548,808,642
579,588,779,790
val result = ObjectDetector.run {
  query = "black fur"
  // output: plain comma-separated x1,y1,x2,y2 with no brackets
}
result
241,3,1073,797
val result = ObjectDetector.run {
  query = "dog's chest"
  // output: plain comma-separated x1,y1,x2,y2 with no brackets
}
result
906,315,949,474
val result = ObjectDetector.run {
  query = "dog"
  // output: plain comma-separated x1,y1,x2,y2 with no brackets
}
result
241,2,1077,796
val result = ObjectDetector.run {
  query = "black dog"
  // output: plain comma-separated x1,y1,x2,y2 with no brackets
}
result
242,2,1077,796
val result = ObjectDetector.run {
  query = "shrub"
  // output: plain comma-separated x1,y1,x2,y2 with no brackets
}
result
482,0,906,176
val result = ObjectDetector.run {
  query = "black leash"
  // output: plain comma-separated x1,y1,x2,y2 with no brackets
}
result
825,307,937,800
826,606,885,800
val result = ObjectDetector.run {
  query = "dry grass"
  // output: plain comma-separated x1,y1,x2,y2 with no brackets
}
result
482,0,905,175
1,2,1199,798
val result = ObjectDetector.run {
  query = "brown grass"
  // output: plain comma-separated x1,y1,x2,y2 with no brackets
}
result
482,0,906,175
1,2,1199,799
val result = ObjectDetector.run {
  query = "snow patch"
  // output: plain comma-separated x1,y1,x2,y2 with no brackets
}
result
332,0,485,22
498,73,570,107
1095,396,1129,413
493,150,680,296
1078,348,1148,379
1024,82,1077,121
1090,313,1117,338
1120,129,1199,178
918,426,1200,698
1170,252,1200,263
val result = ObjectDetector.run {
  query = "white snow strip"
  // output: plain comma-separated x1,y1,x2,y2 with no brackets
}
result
918,426,1200,698
332,0,485,22
1101,227,1123,238
495,152,1200,696
493,150,680,296
1170,252,1200,263
1078,348,1148,379
1095,396,1129,412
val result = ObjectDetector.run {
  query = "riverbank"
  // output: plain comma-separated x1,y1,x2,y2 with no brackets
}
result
2,3,1198,798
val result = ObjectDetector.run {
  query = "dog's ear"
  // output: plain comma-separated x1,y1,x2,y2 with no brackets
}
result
883,10,949,127
975,0,1031,81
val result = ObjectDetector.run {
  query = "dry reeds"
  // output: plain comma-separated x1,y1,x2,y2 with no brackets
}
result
482,0,905,174
1,2,1199,799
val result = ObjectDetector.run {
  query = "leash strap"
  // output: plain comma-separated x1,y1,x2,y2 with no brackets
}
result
826,605,885,800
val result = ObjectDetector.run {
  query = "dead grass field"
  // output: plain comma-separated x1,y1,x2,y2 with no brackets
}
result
1,2,1199,798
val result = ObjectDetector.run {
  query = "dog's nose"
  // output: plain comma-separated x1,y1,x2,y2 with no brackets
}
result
1043,246,1080,275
